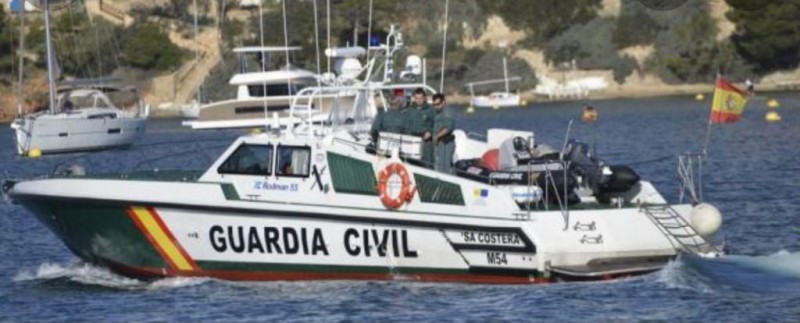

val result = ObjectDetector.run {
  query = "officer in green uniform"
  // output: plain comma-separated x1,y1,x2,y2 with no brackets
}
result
406,88,436,167
432,93,456,174
370,96,408,143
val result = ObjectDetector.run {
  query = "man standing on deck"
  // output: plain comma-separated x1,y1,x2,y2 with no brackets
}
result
370,96,408,143
432,93,455,174
406,88,436,167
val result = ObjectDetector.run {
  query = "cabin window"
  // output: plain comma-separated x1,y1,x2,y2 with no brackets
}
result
218,144,273,176
276,145,311,177
247,83,307,97
234,106,291,115
88,113,118,119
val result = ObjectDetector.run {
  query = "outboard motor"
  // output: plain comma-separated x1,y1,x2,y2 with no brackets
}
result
565,140,604,194
498,136,533,169
564,140,640,204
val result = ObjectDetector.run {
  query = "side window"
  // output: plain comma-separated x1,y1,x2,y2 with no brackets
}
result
276,146,311,177
218,144,273,176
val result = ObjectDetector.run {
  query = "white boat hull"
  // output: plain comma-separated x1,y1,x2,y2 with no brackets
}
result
12,115,146,155
9,168,685,283
471,93,521,108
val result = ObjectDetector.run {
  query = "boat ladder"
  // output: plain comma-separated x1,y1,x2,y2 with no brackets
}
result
641,205,719,256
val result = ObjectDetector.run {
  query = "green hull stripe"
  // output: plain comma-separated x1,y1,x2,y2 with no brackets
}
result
221,183,241,200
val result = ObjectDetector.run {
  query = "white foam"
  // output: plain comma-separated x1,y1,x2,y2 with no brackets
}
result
653,258,714,294
13,262,210,290
723,251,800,278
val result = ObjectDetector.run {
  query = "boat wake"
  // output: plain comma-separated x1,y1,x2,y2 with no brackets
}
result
655,251,800,294
13,262,210,290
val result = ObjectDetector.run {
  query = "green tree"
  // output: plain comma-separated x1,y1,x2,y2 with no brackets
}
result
481,0,602,43
612,8,659,49
49,11,125,78
641,0,754,83
727,0,800,70
122,23,184,71
543,18,636,84
0,6,16,78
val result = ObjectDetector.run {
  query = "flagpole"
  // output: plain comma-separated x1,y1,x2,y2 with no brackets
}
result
701,75,719,156
701,117,713,156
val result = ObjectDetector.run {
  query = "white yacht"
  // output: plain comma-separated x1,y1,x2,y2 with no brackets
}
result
9,1,147,156
533,75,609,101
183,46,359,130
11,85,148,155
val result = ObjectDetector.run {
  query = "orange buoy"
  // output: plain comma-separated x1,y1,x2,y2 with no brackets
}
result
582,105,598,123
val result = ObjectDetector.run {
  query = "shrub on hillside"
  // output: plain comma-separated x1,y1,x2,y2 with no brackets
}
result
51,13,125,78
612,8,659,49
543,18,635,84
122,23,184,71
481,0,601,44
644,1,753,83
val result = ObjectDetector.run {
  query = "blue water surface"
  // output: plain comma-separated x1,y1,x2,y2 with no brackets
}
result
1,94,800,322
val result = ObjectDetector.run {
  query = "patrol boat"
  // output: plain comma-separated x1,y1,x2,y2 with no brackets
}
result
3,83,724,283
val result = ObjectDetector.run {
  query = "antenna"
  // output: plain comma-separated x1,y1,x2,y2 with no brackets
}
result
312,0,321,76
193,0,200,104
366,0,373,63
16,2,26,116
503,56,509,93
439,0,450,92
326,0,331,74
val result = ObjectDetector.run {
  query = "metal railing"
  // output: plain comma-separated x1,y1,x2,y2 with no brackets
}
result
678,153,704,204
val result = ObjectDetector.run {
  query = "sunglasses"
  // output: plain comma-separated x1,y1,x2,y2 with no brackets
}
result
433,101,444,107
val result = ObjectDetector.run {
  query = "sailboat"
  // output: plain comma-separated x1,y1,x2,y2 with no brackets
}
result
10,0,148,156
466,56,522,109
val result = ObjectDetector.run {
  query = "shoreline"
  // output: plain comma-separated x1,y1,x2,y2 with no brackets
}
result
435,81,795,105
1,82,795,123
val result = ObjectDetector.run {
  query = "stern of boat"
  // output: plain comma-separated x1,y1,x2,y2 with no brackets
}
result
10,118,29,156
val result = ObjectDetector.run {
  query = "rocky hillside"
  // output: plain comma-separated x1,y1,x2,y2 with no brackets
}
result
3,0,800,120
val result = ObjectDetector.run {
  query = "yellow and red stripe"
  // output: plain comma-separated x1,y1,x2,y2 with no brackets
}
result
126,206,198,272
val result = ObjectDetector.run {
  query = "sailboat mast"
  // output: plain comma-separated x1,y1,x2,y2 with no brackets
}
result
193,0,200,103
503,56,509,93
43,1,57,114
439,0,449,92
16,3,25,116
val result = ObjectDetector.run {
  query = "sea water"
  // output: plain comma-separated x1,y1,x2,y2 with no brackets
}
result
1,94,800,321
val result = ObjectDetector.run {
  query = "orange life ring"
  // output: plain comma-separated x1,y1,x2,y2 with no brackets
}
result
377,163,416,209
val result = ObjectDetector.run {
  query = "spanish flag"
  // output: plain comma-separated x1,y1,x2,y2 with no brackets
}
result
710,78,748,124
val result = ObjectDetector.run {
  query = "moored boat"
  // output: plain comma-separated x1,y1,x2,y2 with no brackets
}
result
4,91,723,284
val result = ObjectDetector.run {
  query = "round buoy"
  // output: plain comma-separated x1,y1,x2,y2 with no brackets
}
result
466,106,475,114
520,100,528,106
492,105,500,111
27,148,42,158
695,94,705,101
249,127,263,135
582,106,598,123
691,203,722,238
767,99,780,108
766,111,782,122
